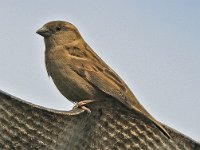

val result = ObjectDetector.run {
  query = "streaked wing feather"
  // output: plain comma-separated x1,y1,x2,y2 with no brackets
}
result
71,64,128,104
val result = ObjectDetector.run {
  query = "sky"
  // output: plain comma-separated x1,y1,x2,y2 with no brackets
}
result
0,0,199,141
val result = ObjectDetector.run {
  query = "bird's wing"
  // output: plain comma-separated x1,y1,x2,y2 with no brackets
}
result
62,44,133,107
70,61,129,105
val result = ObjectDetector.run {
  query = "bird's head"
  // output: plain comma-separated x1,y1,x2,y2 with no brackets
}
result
36,21,81,47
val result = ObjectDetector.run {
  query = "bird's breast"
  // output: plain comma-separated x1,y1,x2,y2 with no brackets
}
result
45,49,98,102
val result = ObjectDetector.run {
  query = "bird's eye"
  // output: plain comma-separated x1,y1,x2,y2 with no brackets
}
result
55,26,61,31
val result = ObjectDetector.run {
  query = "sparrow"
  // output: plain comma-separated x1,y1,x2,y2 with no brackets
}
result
36,21,170,138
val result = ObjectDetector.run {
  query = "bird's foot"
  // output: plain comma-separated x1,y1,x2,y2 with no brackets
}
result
73,100,95,113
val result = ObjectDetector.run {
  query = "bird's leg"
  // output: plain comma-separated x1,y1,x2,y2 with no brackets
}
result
73,100,95,113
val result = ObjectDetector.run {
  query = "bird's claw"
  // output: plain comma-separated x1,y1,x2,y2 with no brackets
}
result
73,100,95,113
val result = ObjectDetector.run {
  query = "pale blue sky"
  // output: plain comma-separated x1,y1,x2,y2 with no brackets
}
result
0,1,199,140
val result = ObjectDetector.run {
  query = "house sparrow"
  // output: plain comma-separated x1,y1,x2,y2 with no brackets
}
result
36,21,170,138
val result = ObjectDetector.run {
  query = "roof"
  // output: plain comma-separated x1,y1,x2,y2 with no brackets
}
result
0,90,199,149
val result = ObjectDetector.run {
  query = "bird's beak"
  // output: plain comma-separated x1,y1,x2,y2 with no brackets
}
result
36,27,50,37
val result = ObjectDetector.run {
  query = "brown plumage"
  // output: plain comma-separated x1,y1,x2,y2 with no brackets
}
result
36,21,170,138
